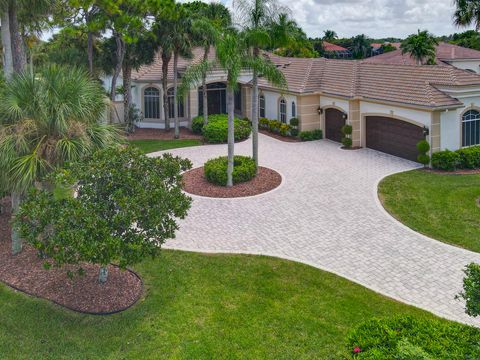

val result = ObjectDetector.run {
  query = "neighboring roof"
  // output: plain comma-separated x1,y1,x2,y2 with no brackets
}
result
322,41,348,52
371,42,401,50
259,53,480,108
365,42,480,65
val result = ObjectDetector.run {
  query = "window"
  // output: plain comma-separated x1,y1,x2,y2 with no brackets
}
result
167,88,184,118
234,86,242,112
279,98,287,123
291,101,296,118
259,95,265,118
144,87,160,119
462,109,480,146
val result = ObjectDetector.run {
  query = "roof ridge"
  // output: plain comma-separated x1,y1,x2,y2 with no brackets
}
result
424,81,436,106
301,58,314,92
351,61,360,97
448,64,458,84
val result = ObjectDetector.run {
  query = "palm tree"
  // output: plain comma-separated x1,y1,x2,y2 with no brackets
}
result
401,30,438,65
323,29,337,42
351,34,372,59
454,0,480,31
180,30,286,187
0,65,121,254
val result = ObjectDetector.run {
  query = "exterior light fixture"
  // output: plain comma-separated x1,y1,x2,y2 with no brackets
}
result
342,113,348,120
423,126,429,137
317,107,323,115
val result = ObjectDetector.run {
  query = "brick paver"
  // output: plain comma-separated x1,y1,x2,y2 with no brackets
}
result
150,134,480,326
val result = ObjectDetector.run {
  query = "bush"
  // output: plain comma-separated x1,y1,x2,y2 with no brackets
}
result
417,154,430,166
457,263,480,317
268,119,282,133
346,315,480,359
290,128,299,137
341,124,353,136
457,146,480,169
416,140,430,154
191,116,205,134
299,129,323,141
201,115,251,144
289,117,299,127
279,123,292,136
342,137,353,148
204,155,257,186
431,150,461,171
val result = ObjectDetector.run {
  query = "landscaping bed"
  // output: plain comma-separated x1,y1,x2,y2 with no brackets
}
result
0,198,142,314
259,129,301,142
182,166,281,198
127,127,202,140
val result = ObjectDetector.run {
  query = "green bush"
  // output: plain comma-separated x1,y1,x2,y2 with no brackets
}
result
417,154,430,166
457,146,480,169
431,150,461,171
191,116,205,134
457,262,480,317
299,129,323,141
259,118,270,130
341,124,353,136
204,155,257,186
346,315,480,359
416,140,430,154
268,119,282,133
290,128,299,137
342,137,353,148
279,123,292,136
201,115,251,144
289,117,299,127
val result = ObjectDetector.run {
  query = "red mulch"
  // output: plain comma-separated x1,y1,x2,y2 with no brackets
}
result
423,168,480,175
127,127,203,140
259,130,301,143
0,197,142,314
182,166,282,198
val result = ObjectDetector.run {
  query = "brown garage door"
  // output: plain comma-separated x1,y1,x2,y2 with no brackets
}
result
325,108,346,142
366,116,424,162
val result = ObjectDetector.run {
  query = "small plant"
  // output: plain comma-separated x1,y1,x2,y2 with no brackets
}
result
204,155,257,186
341,124,353,149
299,129,323,141
279,123,292,136
259,118,270,130
289,117,299,127
416,140,430,166
457,262,480,317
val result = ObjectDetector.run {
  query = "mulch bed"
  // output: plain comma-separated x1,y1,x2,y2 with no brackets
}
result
127,127,203,140
341,146,362,150
0,197,143,315
259,130,301,143
182,166,282,198
423,168,480,175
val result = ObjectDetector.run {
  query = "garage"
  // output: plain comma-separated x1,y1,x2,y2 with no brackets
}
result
366,116,425,162
325,108,346,142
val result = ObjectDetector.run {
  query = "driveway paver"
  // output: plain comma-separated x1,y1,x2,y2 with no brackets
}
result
151,134,480,326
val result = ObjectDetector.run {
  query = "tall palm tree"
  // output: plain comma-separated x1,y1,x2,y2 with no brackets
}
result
0,65,121,254
351,34,372,59
323,29,337,42
454,0,480,31
401,30,438,65
180,30,286,187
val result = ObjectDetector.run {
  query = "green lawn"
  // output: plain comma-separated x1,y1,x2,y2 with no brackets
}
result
379,170,480,252
129,139,202,153
0,250,463,360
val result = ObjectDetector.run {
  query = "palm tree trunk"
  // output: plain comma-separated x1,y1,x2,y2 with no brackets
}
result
161,53,171,131
87,31,94,75
99,266,108,284
110,32,125,102
173,51,179,139
1,10,13,80
202,46,209,125
11,192,22,255
251,47,260,171
226,85,234,187
9,2,26,73
122,63,132,130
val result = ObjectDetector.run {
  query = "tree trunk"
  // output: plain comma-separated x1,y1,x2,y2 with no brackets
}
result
98,266,108,284
123,63,132,130
11,192,22,255
110,32,125,123
87,31,94,75
8,3,26,73
161,52,171,131
1,10,13,80
173,51,179,139
202,46,209,125
251,47,260,171
226,85,235,187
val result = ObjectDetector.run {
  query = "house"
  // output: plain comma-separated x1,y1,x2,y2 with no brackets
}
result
370,42,400,56
366,42,480,73
322,41,352,59
117,45,480,162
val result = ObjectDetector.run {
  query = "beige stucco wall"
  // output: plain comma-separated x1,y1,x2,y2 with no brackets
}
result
298,94,321,131
431,111,441,153
349,100,361,147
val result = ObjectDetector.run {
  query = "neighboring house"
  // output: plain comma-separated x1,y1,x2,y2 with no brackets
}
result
115,45,480,163
322,41,352,59
366,42,480,73
370,42,400,56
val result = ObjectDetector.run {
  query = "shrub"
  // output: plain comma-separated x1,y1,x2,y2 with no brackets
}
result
290,128,299,137
346,315,480,359
342,137,353,148
457,263,480,317
202,115,251,144
299,129,323,141
416,140,430,154
259,118,270,130
417,154,430,166
204,155,257,186
457,146,480,169
279,123,292,136
341,124,353,136
289,117,299,127
191,116,205,134
268,119,282,133
431,150,461,171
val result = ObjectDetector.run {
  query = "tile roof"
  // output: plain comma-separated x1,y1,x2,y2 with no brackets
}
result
322,41,348,52
364,42,480,65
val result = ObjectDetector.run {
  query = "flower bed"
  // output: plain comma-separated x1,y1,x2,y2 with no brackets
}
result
204,155,256,186
259,118,299,138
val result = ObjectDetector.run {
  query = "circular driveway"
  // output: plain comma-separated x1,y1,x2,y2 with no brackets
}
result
151,133,480,326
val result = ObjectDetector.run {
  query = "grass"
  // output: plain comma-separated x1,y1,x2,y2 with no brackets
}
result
129,139,202,153
0,250,466,360
379,169,480,253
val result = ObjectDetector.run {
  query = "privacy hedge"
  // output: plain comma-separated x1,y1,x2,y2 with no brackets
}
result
346,316,480,359
431,145,480,171
299,129,323,141
204,156,256,186
191,115,251,143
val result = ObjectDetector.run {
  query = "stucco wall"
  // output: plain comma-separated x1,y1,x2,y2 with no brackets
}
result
320,96,349,113
447,60,480,73
298,94,320,131
259,89,298,124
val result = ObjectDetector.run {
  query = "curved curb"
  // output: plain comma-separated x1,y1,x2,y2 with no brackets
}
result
182,166,285,201
1,265,144,316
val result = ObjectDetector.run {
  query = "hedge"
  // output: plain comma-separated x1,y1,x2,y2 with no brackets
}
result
258,118,294,137
431,146,480,171
204,156,257,186
346,315,480,359
191,114,251,144
299,129,323,141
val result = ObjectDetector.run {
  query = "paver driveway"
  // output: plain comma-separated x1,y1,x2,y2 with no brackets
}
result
151,133,480,326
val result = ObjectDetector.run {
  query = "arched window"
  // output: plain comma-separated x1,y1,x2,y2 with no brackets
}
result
259,95,265,118
291,101,296,118
462,109,480,147
279,98,287,123
167,88,184,118
144,87,160,119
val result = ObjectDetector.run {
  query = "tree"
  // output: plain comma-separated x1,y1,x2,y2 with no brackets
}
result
350,34,372,59
457,262,480,317
454,0,480,31
323,29,337,42
15,146,192,283
269,13,316,58
401,30,438,65
0,65,121,254
180,30,286,186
